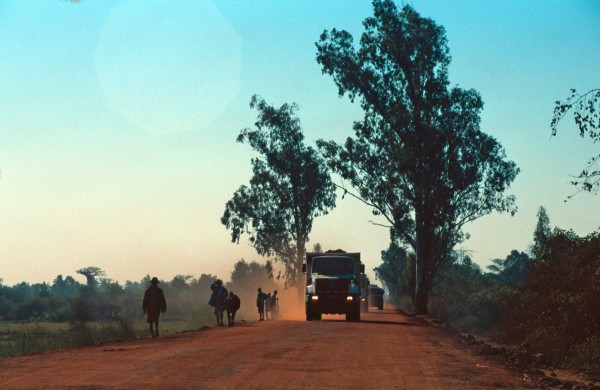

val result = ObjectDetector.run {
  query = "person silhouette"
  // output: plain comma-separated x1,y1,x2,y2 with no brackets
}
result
210,280,227,326
265,292,272,320
256,287,268,321
142,277,167,338
271,290,279,319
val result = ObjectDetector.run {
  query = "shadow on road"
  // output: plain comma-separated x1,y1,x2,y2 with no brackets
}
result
359,319,425,327
320,318,425,326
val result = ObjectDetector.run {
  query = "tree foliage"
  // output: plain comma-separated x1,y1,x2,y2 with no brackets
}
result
315,0,518,313
227,258,277,313
221,95,336,294
0,271,223,322
487,250,531,286
429,254,512,334
551,88,600,194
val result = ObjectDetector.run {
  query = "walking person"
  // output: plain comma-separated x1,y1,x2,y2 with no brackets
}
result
271,290,279,319
142,277,167,338
265,292,272,320
209,280,227,327
256,287,267,321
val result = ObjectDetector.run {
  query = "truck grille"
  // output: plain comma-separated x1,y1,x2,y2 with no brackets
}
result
315,278,350,292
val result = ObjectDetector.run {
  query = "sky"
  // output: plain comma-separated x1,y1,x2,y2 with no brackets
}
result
0,0,599,287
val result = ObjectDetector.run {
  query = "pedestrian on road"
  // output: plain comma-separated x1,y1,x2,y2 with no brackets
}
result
256,287,268,321
265,292,272,320
143,277,167,338
271,290,279,319
210,279,227,327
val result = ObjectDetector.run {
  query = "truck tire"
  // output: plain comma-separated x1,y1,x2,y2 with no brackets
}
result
346,303,360,322
315,310,322,321
305,303,313,321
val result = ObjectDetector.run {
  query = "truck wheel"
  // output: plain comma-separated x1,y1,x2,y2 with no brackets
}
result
315,311,322,321
352,304,361,322
305,304,313,321
346,304,360,321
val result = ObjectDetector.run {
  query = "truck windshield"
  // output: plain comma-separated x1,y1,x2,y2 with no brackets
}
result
312,257,354,276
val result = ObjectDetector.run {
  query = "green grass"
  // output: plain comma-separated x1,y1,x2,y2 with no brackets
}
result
0,308,215,359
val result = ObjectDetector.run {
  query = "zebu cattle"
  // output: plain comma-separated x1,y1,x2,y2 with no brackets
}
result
224,292,241,326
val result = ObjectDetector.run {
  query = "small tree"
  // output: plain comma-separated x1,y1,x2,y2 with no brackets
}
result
530,206,552,258
374,242,414,310
222,96,336,301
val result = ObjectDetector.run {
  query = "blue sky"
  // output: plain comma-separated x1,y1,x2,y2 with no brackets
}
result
0,0,598,286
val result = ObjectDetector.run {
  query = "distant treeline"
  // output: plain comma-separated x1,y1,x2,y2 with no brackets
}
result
0,259,277,323
376,216,600,373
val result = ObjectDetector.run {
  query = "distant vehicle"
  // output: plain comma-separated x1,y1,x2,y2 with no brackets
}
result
368,284,384,310
303,250,364,322
359,274,370,313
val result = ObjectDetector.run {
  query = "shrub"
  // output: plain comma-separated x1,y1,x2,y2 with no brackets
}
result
503,229,600,372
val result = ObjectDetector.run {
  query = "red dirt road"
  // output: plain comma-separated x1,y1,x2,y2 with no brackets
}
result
0,309,536,389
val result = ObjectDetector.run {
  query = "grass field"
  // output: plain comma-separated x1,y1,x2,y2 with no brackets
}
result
0,309,215,359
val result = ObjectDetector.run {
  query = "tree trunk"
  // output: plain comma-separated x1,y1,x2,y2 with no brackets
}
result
414,275,429,315
296,239,306,307
414,207,430,315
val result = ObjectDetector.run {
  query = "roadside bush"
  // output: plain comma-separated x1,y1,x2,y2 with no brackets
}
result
186,307,215,329
0,323,72,358
568,335,600,372
428,256,499,335
503,229,600,372
69,321,94,347
426,254,526,339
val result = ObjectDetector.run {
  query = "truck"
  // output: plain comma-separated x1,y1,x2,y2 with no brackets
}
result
368,284,385,310
302,250,365,322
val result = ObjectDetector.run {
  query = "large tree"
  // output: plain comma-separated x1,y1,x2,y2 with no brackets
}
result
316,1,519,314
551,88,600,194
221,95,336,301
76,266,105,289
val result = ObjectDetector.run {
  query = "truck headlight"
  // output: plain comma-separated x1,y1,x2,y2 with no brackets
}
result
311,295,319,301
346,296,354,301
